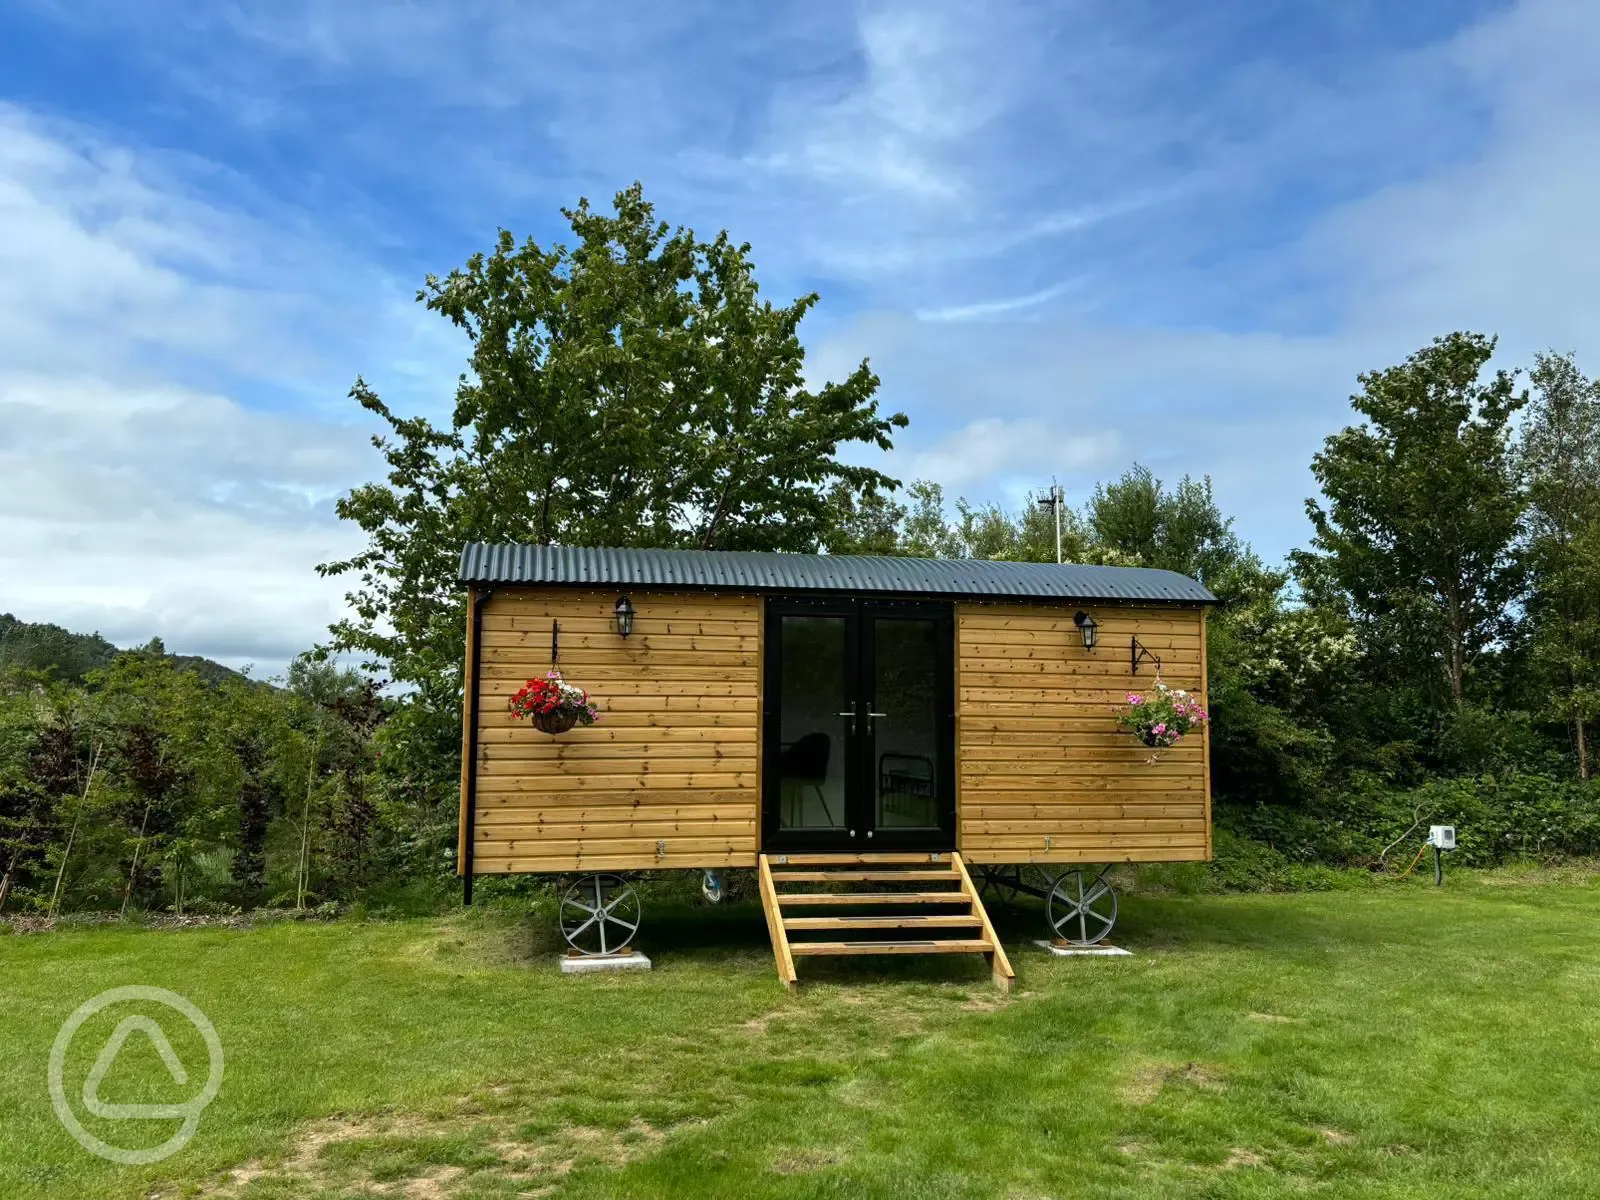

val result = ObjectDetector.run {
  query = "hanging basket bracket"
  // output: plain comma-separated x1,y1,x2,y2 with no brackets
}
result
1131,635,1161,675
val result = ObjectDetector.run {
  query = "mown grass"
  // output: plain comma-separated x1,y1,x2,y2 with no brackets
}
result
4,867,1600,1198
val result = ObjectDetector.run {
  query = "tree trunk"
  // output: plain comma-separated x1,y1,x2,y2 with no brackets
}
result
48,743,102,919
120,802,153,916
1579,717,1591,782
0,850,18,913
0,823,32,913
233,736,269,905
1443,585,1466,702
296,726,323,910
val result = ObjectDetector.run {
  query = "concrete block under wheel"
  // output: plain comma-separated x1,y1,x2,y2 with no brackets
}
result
1034,940,1132,957
560,951,652,974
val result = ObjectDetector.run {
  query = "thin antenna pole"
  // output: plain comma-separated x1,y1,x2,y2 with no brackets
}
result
1053,481,1063,564
1035,481,1066,564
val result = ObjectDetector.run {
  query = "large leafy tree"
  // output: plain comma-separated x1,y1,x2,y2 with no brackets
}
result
1088,466,1241,587
1517,351,1600,777
321,183,905,691
1295,333,1526,705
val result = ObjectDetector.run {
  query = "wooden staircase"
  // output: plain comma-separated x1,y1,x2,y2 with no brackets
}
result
758,851,1014,992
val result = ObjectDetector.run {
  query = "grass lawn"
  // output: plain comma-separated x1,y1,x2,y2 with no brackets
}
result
4,868,1600,1199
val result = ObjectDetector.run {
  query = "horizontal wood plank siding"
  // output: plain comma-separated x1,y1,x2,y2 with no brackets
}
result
956,603,1210,865
472,588,761,874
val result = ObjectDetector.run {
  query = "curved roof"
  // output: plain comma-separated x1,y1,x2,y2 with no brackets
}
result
458,544,1215,605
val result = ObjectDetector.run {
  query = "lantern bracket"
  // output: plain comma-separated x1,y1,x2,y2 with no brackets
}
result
551,619,559,667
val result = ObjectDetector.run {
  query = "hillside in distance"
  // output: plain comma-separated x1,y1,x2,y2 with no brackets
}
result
0,613,246,685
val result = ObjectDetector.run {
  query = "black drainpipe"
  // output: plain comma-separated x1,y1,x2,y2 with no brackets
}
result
463,586,491,905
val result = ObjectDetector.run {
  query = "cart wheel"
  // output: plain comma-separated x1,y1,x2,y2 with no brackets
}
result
1046,868,1118,946
978,865,1023,905
559,873,641,956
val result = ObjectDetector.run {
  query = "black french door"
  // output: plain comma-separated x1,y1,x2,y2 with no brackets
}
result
762,598,956,853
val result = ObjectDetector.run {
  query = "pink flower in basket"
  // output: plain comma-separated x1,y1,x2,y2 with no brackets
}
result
1114,680,1208,761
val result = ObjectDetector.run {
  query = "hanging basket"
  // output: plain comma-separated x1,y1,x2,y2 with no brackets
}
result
531,709,580,735
509,672,600,735
1116,680,1208,759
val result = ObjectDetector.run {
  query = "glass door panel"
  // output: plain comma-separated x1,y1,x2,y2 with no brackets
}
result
763,599,953,853
774,614,849,833
870,616,943,832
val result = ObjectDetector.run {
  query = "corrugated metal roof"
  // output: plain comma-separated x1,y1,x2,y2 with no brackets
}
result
458,544,1216,604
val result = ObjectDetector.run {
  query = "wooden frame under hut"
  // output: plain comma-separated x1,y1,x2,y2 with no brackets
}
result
457,545,1216,990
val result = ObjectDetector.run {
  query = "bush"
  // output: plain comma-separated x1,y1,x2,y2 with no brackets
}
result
1207,828,1365,892
1215,772,1600,879
1366,774,1600,866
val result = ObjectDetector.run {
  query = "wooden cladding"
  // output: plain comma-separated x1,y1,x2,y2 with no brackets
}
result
466,586,1213,876
470,589,762,874
955,604,1211,865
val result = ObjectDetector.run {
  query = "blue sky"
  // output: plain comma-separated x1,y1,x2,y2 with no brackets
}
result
2,0,1597,674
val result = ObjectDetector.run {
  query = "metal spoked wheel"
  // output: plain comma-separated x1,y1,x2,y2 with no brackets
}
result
1046,868,1118,946
559,873,641,956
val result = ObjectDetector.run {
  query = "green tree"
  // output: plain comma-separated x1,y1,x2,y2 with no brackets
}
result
1088,467,1240,586
0,679,70,911
0,615,119,681
1295,333,1526,705
823,485,910,556
1517,351,1600,777
286,659,388,899
100,649,200,912
321,183,906,692
900,482,967,559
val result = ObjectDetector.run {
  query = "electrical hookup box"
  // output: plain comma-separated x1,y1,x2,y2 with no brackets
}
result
1428,825,1457,850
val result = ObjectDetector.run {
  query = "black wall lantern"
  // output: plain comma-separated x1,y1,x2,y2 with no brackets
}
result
1073,610,1098,651
614,595,635,639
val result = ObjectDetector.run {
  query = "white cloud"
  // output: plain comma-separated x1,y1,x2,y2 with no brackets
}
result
1310,0,1600,358
892,417,1120,494
916,280,1081,323
0,373,374,673
0,107,446,673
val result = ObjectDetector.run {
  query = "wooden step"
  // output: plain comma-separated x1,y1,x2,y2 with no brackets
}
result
757,852,1014,993
766,853,949,866
775,891,971,906
783,914,983,931
769,869,956,883
790,939,995,957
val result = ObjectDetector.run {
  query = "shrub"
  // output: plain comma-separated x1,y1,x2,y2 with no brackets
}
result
1215,772,1600,876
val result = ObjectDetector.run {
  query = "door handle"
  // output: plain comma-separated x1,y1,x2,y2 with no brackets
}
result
836,709,858,734
866,709,887,732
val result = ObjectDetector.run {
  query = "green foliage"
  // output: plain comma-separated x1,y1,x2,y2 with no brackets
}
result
0,641,403,916
0,615,119,680
1216,772,1600,872
1296,332,1527,704
1203,828,1361,892
1517,351,1600,777
0,616,243,685
1088,466,1240,584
